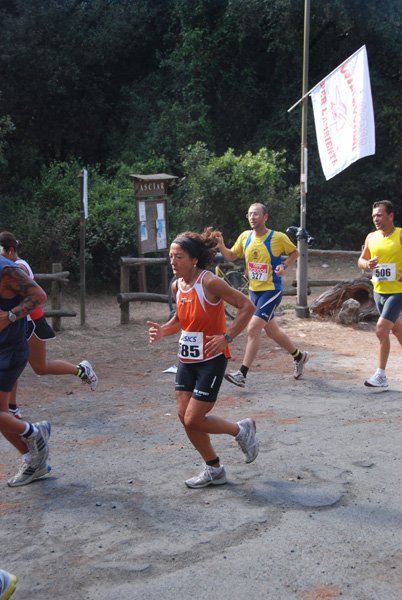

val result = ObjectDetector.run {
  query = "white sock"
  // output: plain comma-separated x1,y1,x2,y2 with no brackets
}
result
236,423,244,439
21,423,39,438
377,369,386,377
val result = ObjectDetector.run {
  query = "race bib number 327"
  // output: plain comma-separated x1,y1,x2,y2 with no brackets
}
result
179,331,203,360
248,262,269,281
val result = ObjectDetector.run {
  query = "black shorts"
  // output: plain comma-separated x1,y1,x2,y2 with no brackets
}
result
27,316,56,342
175,354,228,403
0,338,29,392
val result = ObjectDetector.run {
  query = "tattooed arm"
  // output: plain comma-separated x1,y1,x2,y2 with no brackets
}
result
0,266,47,332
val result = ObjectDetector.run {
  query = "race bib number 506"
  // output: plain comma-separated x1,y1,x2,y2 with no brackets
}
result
179,331,203,360
372,263,396,282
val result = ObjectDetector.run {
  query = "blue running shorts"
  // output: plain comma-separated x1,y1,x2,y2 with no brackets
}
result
374,292,402,323
249,289,283,322
0,338,29,392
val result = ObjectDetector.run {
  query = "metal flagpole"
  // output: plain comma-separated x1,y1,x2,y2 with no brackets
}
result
79,170,86,325
295,0,310,319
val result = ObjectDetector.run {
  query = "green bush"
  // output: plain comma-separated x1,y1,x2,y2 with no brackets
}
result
1,161,138,288
0,147,298,289
170,142,299,244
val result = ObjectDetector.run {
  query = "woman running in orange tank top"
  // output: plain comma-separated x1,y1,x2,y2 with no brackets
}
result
148,227,259,488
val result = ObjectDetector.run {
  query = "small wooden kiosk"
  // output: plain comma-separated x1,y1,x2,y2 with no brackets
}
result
130,172,177,292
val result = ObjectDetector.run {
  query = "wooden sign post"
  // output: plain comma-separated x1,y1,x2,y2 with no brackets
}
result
130,173,177,293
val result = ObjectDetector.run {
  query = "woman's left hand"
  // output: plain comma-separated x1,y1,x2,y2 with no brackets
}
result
205,334,228,357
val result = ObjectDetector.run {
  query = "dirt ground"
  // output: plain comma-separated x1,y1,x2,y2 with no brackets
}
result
1,255,402,600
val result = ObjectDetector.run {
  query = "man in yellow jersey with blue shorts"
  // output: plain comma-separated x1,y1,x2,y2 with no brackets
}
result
358,200,402,387
216,203,309,387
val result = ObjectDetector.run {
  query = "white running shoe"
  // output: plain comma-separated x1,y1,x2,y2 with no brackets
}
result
33,462,52,480
33,420,51,443
8,407,22,420
0,569,17,600
26,426,49,469
7,458,51,488
32,420,51,468
294,351,309,379
236,418,259,463
79,360,98,391
185,465,227,488
364,373,388,388
224,369,246,387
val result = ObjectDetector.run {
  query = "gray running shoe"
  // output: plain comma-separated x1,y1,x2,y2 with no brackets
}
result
25,426,49,469
79,360,98,391
224,369,246,388
364,373,388,388
0,568,17,599
236,418,258,463
7,458,51,488
185,465,227,488
294,351,309,379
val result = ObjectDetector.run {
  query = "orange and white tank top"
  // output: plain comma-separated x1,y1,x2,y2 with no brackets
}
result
16,258,44,321
176,270,231,363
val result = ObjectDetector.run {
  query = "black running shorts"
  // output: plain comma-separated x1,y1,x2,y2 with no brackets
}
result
175,354,228,403
27,316,56,342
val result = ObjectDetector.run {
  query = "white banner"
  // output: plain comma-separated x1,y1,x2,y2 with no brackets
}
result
83,169,88,219
310,45,375,180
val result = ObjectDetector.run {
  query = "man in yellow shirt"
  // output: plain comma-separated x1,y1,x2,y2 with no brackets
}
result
216,203,309,387
358,200,402,387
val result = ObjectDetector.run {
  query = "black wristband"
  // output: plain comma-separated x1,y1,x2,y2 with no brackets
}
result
283,263,288,270
223,332,233,343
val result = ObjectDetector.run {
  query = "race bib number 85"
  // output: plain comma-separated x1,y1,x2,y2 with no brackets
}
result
372,263,396,282
179,331,203,360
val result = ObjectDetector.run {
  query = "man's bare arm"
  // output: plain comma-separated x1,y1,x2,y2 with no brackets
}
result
215,234,239,263
358,233,378,270
0,267,47,331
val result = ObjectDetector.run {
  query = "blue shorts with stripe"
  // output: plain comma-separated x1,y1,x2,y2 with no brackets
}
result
249,289,283,322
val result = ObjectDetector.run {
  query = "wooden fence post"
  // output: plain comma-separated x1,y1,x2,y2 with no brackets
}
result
51,263,62,331
120,264,130,324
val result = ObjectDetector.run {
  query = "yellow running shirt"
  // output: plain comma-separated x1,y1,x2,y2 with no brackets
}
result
231,229,296,292
368,227,402,294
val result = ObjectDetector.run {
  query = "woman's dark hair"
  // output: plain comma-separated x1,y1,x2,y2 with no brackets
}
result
0,231,21,251
172,227,220,269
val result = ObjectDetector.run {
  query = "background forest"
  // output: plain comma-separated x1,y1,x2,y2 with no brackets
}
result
0,0,401,289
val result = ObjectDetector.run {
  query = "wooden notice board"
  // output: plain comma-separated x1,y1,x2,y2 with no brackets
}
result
131,174,177,255
131,173,177,292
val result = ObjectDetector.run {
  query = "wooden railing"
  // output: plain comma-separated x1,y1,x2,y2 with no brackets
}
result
117,249,364,324
34,263,76,331
118,257,169,324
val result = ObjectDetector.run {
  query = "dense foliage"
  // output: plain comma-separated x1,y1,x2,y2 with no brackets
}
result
0,0,401,287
